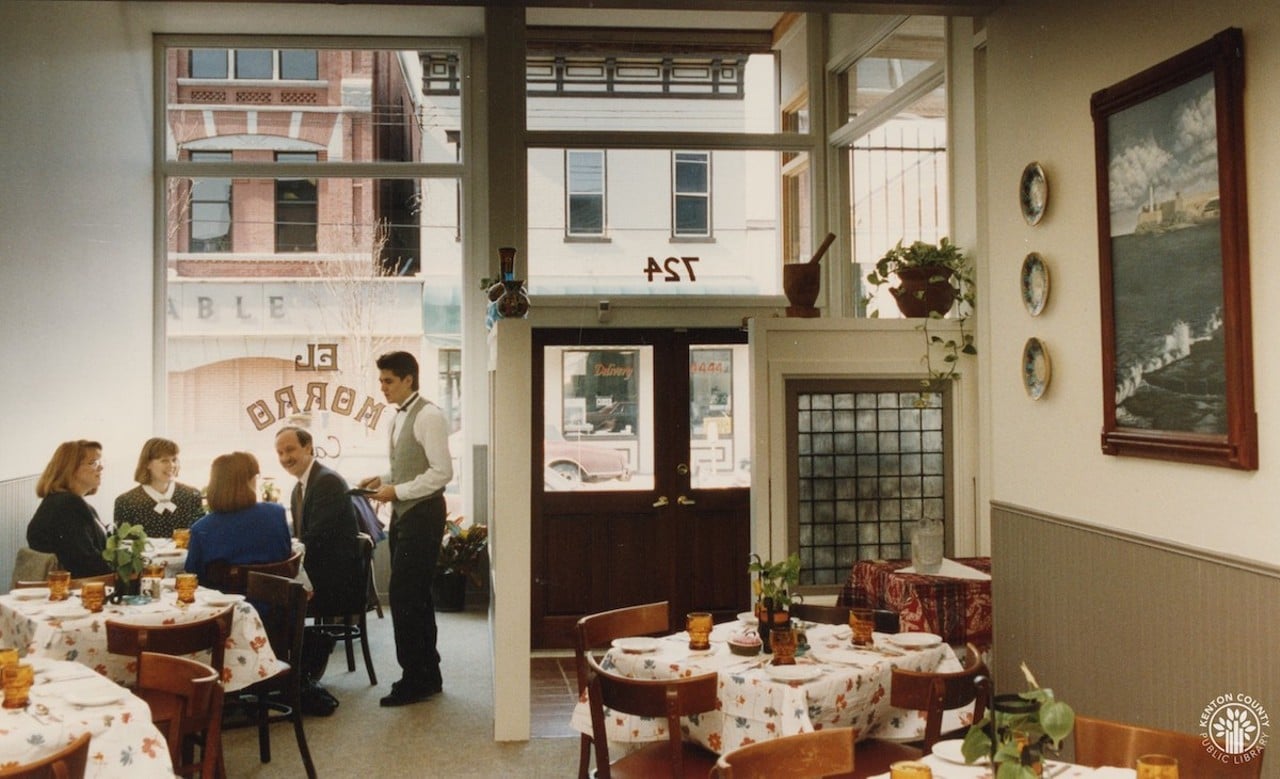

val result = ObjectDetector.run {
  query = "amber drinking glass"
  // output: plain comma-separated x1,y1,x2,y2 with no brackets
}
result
889,760,932,779
175,572,198,604
172,528,191,549
46,569,71,601
849,607,875,646
80,580,106,612
0,648,18,672
2,663,34,709
686,612,713,651
769,627,797,665
1136,755,1179,779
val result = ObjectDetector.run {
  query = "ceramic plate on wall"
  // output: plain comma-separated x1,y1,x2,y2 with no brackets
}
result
1022,337,1051,400
1020,162,1048,225
1020,252,1049,316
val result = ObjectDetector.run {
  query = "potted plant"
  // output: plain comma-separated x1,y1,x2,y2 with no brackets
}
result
865,237,977,384
432,517,489,612
962,662,1075,778
102,521,148,602
748,553,800,623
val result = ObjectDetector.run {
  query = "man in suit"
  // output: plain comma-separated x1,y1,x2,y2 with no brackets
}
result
275,425,363,714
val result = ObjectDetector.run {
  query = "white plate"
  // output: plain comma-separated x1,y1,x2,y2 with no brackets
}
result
764,664,823,683
1020,161,1048,225
610,637,661,654
736,611,758,626
151,550,183,558
931,738,988,765
9,588,49,601
200,593,245,607
64,691,122,707
1022,337,1051,401
1020,252,1050,316
886,632,942,649
44,603,91,619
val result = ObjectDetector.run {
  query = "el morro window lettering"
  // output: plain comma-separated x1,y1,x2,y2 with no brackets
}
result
294,343,338,371
246,381,386,431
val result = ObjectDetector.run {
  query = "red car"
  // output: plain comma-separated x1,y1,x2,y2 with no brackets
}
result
545,425,632,483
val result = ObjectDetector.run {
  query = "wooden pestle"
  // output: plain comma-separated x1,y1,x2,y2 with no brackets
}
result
808,232,836,265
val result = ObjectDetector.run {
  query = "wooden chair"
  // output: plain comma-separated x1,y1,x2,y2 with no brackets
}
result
136,651,224,778
236,572,315,779
573,601,670,779
104,605,234,677
584,652,719,779
886,642,988,751
203,550,303,594
790,603,901,633
0,731,91,779
1074,714,1264,777
712,727,856,778
307,533,377,684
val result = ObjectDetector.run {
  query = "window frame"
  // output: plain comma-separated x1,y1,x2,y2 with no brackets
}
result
187,150,233,253
274,152,319,253
672,150,712,239
565,149,606,239
188,47,320,81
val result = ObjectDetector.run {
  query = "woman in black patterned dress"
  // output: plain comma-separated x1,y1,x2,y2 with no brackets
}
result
113,438,204,537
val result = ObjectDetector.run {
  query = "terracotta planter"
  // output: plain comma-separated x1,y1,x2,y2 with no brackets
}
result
890,265,957,317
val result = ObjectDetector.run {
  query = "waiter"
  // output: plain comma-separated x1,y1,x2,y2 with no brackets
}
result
359,351,453,707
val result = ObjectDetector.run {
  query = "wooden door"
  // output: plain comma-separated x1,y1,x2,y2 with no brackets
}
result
531,328,750,649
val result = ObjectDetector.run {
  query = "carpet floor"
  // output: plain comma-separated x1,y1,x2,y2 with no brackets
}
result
221,607,580,778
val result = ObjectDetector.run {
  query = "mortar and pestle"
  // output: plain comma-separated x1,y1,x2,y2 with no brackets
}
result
782,232,836,317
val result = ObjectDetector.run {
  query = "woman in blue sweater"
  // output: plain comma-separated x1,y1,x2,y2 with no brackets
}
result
184,451,291,584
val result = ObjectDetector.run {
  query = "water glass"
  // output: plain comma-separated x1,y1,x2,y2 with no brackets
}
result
686,612,713,651
80,580,106,612
849,607,875,646
0,647,18,671
2,663,34,709
175,572,198,604
769,626,797,665
889,760,932,779
172,528,191,549
47,569,71,601
1137,754,1179,779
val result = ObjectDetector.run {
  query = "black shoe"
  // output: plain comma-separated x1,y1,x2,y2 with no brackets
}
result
301,683,338,717
379,681,440,707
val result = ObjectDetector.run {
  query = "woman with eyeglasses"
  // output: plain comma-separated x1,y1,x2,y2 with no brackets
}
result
27,439,114,577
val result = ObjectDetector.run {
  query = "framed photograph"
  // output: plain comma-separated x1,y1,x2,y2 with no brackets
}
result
1092,27,1256,469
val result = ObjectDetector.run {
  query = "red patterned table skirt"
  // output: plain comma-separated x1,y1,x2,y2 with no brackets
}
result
839,557,992,649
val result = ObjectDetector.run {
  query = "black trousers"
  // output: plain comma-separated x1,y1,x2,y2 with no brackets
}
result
388,494,446,689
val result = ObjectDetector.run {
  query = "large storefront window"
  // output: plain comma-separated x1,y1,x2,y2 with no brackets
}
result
160,40,465,491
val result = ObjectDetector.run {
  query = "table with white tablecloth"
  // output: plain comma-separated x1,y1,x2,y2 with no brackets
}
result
0,658,174,778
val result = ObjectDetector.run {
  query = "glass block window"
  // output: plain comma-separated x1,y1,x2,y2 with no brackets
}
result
788,380,950,587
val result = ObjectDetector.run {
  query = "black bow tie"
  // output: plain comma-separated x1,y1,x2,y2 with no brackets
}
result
397,406,410,413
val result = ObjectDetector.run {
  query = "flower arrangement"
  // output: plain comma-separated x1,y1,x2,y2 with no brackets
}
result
260,477,281,503
438,517,489,586
102,521,148,582
748,553,801,613
962,661,1075,778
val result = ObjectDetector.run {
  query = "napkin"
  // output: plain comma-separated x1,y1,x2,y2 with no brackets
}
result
898,558,991,580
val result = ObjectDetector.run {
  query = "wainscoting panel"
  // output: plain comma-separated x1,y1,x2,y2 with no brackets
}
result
992,502,1278,776
0,475,39,588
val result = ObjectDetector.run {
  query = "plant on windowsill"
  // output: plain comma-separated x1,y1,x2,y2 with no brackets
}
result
102,521,148,602
864,237,978,386
961,661,1075,779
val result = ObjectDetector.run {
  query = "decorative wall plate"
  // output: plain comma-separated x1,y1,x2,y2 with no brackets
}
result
1022,337,1051,400
1020,161,1048,225
1020,252,1049,316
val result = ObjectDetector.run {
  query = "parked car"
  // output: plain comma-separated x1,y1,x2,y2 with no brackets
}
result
545,424,632,483
585,400,638,433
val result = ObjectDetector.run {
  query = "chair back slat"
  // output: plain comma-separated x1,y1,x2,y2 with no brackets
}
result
889,642,987,750
136,651,223,777
105,605,234,676
0,731,91,779
1074,714,1264,777
205,550,302,595
713,727,856,779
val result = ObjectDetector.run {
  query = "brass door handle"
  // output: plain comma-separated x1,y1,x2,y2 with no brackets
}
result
677,495,696,506
652,496,669,508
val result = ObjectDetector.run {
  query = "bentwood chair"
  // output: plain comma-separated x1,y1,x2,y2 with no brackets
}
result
307,533,377,684
573,601,670,779
583,652,719,779
0,731,91,779
136,651,225,779
712,727,856,778
105,606,234,678
884,642,989,752
204,550,303,594
236,572,315,779
1074,714,1265,777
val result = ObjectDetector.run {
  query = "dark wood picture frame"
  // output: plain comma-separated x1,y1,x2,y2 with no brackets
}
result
1092,27,1256,470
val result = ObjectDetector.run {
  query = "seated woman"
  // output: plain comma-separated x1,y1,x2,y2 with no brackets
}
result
113,437,204,537
26,440,114,578
184,451,291,585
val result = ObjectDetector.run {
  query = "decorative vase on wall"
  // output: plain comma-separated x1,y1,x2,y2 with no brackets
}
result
486,246,530,328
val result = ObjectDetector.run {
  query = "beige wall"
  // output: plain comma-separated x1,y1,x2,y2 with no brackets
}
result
982,0,1280,564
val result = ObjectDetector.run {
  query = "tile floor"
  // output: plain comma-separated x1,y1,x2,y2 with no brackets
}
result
531,655,580,738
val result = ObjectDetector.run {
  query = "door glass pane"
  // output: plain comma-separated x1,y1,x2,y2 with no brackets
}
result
689,344,749,489
543,346,653,492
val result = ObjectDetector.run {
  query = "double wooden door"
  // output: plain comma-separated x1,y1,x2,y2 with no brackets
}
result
531,328,750,649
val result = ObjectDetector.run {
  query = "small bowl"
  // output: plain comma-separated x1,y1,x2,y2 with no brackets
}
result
728,631,762,656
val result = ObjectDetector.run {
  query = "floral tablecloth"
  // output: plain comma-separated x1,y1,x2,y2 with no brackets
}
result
0,586,285,692
570,619,966,754
0,658,173,778
840,557,993,650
